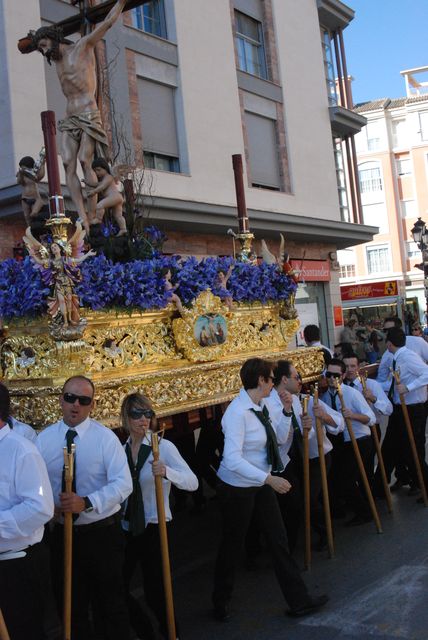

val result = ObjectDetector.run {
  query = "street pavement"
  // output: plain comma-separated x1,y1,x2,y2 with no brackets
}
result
164,486,428,640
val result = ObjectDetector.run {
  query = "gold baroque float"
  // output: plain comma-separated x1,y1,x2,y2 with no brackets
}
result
1,291,324,427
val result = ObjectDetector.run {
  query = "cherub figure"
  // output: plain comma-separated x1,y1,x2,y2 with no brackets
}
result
83,159,127,236
23,222,96,328
260,233,300,283
161,268,184,316
16,149,46,225
16,347,36,369
215,264,234,310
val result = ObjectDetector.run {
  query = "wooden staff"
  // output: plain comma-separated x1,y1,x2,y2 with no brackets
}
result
0,609,10,640
393,368,428,507
359,373,393,513
301,395,311,570
334,380,383,533
63,443,75,640
313,384,334,558
151,431,177,640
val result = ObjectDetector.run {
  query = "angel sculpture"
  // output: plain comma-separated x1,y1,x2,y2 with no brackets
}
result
260,233,300,283
24,223,96,329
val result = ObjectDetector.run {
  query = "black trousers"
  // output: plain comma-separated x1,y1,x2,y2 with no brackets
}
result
123,524,177,640
213,480,310,611
50,521,130,640
374,403,428,492
0,541,51,640
333,436,373,518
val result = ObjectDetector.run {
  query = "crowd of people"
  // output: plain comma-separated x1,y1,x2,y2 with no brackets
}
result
2,315,428,640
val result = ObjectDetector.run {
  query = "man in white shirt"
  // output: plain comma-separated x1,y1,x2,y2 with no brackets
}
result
7,415,37,442
322,359,376,526
377,328,428,499
303,324,333,368
37,375,133,640
0,382,54,640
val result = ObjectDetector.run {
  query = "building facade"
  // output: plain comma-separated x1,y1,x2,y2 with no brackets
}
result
338,66,428,327
0,0,375,347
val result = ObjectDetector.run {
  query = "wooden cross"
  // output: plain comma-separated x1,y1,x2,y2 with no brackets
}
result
18,0,150,53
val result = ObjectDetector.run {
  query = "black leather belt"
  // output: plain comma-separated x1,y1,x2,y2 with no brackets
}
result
56,512,121,534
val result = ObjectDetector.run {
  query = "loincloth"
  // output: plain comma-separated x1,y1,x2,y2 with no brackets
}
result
58,110,110,161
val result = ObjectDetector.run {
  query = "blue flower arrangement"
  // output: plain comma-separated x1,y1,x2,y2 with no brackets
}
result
0,254,297,320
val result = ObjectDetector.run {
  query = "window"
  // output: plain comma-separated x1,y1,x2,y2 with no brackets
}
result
132,0,166,38
334,139,349,221
419,112,428,141
366,245,391,274
407,241,421,259
366,120,383,151
339,264,356,278
362,202,389,234
391,119,407,148
396,157,412,176
235,10,267,79
401,200,417,218
138,78,180,173
321,30,337,106
359,164,382,193
244,112,280,190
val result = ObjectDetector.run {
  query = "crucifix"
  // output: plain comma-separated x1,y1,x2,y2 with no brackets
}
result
17,0,149,233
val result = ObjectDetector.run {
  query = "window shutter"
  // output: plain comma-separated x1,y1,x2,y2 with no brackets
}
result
245,112,280,188
138,78,179,157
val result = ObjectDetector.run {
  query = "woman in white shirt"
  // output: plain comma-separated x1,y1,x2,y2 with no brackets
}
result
212,358,328,622
120,392,198,640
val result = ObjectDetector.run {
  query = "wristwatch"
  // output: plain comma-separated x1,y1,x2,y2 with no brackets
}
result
282,409,293,417
83,497,94,513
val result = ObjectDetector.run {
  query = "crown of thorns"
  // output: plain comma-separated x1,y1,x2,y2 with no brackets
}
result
28,25,69,46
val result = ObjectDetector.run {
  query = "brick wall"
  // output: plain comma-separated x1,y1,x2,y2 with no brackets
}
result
0,218,26,260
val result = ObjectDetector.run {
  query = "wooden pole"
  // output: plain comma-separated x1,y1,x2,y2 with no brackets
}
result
0,610,10,640
313,384,334,558
63,443,75,640
232,155,249,234
393,369,428,507
151,432,177,640
335,381,383,533
301,395,311,570
359,374,393,514
41,111,65,217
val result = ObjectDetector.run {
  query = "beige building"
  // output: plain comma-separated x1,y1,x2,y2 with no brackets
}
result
0,0,375,346
338,66,428,327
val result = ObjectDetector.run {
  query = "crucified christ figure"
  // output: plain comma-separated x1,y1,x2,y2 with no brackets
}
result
28,0,127,233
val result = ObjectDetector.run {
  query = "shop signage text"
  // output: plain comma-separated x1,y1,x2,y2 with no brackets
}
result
341,280,398,301
290,260,330,282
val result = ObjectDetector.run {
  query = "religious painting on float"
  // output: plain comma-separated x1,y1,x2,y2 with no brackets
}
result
194,313,227,347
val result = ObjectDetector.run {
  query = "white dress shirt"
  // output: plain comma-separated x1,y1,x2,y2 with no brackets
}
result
378,346,428,405
263,388,293,468
122,437,198,529
321,384,376,441
218,388,291,487
0,425,54,552
307,341,334,356
9,417,37,443
377,334,428,383
290,394,344,459
345,378,392,422
37,417,132,525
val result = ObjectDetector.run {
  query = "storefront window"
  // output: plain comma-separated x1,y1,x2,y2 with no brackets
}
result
294,282,329,348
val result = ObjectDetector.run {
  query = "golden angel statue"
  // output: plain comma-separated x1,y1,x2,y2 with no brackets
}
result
23,222,96,330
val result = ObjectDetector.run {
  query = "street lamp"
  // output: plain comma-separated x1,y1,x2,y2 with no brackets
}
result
411,217,428,326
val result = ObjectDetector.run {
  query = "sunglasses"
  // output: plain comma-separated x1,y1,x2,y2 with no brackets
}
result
128,407,155,420
326,371,342,379
63,392,93,406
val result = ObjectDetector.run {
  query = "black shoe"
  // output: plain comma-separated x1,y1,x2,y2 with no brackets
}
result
407,486,420,497
287,594,329,618
212,605,231,622
390,479,407,493
344,515,372,527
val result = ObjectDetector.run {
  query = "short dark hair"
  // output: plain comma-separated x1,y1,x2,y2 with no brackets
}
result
342,353,361,364
386,327,406,347
240,358,272,390
303,325,320,342
328,358,346,373
19,156,35,169
0,383,11,422
62,376,95,397
273,360,292,386
92,158,111,174
383,316,402,328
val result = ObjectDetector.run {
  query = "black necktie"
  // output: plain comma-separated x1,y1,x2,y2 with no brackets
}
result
61,429,77,493
347,380,355,388
124,442,152,536
250,406,284,473
330,392,338,411
290,408,303,458
388,359,396,401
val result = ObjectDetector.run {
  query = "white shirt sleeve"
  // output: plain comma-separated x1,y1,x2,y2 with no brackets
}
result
404,353,428,392
163,440,199,491
221,409,269,485
318,398,345,434
368,379,393,416
88,435,132,514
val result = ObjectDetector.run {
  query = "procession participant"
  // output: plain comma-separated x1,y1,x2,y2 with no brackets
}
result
0,382,54,640
120,392,198,640
322,359,376,526
212,358,328,622
303,324,333,367
37,375,133,640
7,414,37,442
376,328,428,500
271,361,344,550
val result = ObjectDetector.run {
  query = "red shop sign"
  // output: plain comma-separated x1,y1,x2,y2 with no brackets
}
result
341,280,398,301
290,260,330,282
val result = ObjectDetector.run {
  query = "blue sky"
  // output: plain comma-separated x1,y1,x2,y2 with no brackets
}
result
344,0,428,105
